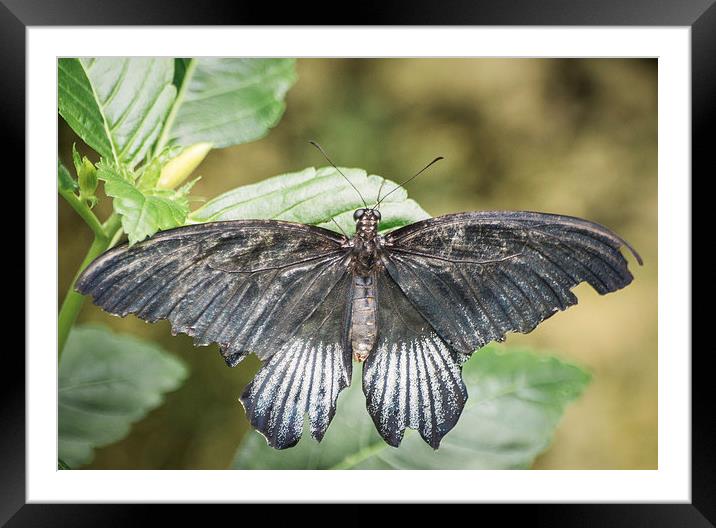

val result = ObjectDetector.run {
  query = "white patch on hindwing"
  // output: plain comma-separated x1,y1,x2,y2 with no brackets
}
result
367,331,464,436
248,336,347,443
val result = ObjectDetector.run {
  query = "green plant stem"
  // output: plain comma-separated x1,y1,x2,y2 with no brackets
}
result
58,187,105,239
58,214,122,359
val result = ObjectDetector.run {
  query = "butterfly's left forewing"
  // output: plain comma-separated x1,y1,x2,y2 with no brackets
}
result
76,220,349,365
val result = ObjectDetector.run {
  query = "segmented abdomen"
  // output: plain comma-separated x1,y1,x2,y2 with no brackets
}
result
350,274,377,361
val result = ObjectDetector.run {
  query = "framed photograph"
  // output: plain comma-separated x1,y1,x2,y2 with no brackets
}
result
7,0,706,522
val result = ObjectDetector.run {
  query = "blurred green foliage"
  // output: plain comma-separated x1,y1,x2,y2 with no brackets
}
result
59,58,656,469
59,325,188,467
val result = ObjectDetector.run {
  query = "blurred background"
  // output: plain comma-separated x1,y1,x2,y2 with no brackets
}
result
59,58,657,469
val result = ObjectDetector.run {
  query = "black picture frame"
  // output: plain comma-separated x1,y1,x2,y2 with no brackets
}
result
6,0,706,523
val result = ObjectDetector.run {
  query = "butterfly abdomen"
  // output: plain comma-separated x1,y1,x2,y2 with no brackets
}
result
350,274,378,362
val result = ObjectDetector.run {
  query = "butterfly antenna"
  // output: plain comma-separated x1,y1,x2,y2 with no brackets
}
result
374,178,387,210
309,141,368,208
375,156,444,208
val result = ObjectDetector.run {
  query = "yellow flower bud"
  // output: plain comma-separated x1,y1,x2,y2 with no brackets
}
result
158,142,212,190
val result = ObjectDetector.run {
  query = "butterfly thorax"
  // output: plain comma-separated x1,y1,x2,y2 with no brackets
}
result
352,235,379,274
349,209,382,362
351,210,381,274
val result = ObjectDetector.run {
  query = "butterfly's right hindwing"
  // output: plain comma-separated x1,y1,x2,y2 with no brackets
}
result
362,272,468,449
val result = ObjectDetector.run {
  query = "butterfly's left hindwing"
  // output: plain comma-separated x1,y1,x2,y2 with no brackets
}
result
240,272,354,449
362,272,468,449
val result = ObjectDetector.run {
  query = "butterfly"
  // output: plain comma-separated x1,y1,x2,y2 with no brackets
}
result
75,151,642,450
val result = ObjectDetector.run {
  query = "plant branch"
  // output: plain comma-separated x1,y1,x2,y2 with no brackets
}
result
59,186,105,239
58,213,122,358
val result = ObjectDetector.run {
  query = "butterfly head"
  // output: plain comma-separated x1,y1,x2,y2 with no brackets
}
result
353,208,381,240
353,208,381,222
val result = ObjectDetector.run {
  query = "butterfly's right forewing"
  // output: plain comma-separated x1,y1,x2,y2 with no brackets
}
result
381,211,642,355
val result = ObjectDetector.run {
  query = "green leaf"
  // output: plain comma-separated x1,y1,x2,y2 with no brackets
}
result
58,58,176,167
157,58,297,150
136,155,163,191
78,158,99,207
71,143,83,175
172,58,191,88
97,161,190,245
58,160,78,192
231,346,590,470
58,459,71,470
190,166,430,235
59,325,188,468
